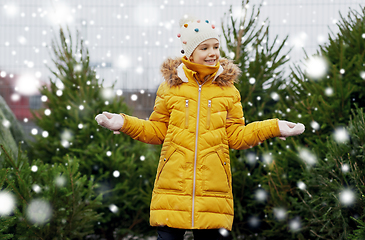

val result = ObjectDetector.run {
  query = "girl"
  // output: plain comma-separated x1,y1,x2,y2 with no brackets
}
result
95,15,305,240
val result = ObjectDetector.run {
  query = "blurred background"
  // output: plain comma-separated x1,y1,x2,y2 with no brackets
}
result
0,0,363,134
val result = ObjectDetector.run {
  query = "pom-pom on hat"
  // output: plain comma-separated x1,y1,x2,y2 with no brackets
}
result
177,15,219,58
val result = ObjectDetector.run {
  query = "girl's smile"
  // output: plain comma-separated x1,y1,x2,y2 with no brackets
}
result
189,38,220,66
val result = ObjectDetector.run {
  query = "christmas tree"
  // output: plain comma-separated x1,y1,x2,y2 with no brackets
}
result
221,1,299,238
277,7,365,239
278,7,365,156
28,28,159,239
0,102,18,161
0,95,29,160
248,6,365,239
0,143,102,239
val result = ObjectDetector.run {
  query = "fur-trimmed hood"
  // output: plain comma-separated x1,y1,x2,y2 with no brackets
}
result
160,57,241,87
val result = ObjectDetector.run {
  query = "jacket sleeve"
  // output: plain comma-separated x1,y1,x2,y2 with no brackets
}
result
119,82,169,145
226,87,281,150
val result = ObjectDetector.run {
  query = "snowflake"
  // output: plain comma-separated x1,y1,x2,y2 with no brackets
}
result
255,189,267,202
109,204,119,213
304,56,327,79
339,189,355,206
289,217,301,232
297,181,306,190
273,207,287,220
113,171,120,178
0,192,16,216
26,199,52,224
334,128,349,143
299,148,317,166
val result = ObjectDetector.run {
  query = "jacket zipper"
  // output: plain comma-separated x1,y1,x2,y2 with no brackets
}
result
192,78,206,228
185,99,189,128
207,100,211,129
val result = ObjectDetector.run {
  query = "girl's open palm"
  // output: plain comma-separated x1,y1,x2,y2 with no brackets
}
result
278,120,305,140
95,112,124,134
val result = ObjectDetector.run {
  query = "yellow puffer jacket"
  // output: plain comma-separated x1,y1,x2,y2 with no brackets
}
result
119,57,281,230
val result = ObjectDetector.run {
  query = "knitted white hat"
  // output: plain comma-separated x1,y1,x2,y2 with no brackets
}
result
177,15,219,58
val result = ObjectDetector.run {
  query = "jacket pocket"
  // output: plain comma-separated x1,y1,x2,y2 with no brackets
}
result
217,147,231,188
185,99,189,129
156,145,184,191
206,100,211,129
202,147,231,193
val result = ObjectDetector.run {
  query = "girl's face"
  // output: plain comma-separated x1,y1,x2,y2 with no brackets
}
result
189,38,220,66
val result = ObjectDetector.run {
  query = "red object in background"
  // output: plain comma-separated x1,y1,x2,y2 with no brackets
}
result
10,95,33,120
0,71,41,121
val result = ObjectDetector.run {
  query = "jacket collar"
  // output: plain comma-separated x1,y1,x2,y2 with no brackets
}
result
177,63,224,83
160,57,241,87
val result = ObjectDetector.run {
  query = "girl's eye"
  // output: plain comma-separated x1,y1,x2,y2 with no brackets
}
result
202,48,207,50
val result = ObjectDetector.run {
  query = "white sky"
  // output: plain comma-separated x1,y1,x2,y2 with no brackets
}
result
0,0,363,91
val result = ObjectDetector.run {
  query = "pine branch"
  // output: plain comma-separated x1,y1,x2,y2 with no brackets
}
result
0,145,18,171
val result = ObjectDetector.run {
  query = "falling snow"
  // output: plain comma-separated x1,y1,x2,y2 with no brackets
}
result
131,94,138,101
219,228,229,237
31,165,38,172
262,153,272,165
11,93,20,102
297,181,306,190
32,184,42,193
324,87,334,96
339,189,355,206
0,1,360,92
248,216,260,228
360,71,365,80
61,129,73,144
310,120,320,130
292,32,307,49
341,164,350,173
31,128,38,135
15,73,41,96
246,152,257,165
304,56,328,79
116,89,123,96
249,78,256,84
109,204,119,213
42,130,49,138
333,128,350,143
101,88,114,100
41,95,48,102
55,175,67,187
255,189,268,202
289,217,301,232
56,90,63,96
2,119,11,128
270,92,280,101
273,207,287,220
113,170,120,178
26,199,52,224
299,148,317,166
44,109,51,116
0,191,16,216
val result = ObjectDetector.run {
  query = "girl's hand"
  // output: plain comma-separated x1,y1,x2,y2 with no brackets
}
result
95,112,124,134
278,120,305,140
